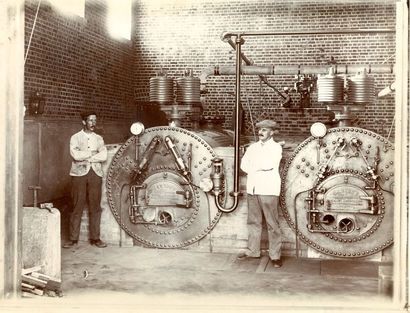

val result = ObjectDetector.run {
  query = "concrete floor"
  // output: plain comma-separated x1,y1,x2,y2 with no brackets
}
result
41,242,394,312
9,206,396,313
3,242,397,313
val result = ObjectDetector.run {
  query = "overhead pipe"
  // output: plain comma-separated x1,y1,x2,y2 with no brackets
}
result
221,35,286,98
213,28,395,213
199,65,274,87
209,28,395,97
200,64,394,87
221,28,395,40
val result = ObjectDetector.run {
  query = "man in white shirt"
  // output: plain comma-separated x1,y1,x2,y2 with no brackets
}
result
63,112,108,249
238,119,283,268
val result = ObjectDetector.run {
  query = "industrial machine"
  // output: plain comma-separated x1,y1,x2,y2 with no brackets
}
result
106,125,234,248
106,69,237,249
106,120,394,257
106,28,395,258
281,122,394,257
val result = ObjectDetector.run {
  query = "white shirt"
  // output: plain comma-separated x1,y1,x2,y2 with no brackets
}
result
69,129,107,177
240,138,282,196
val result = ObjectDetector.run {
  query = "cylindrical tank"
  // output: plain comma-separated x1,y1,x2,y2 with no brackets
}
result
317,68,344,104
280,126,394,258
106,126,233,248
149,76,174,104
106,122,394,258
347,71,375,104
176,76,201,104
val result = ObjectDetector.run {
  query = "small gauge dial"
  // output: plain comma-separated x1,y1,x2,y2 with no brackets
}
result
130,122,145,135
310,122,327,138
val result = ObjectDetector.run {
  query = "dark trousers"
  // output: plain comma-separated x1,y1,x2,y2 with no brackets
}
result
246,194,281,260
69,170,102,241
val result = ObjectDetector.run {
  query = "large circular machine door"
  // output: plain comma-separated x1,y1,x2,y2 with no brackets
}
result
106,127,223,248
280,127,394,258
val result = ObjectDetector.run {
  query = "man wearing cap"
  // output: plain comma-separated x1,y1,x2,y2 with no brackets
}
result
238,119,283,268
63,112,108,249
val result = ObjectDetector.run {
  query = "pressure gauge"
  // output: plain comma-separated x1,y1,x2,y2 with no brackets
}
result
310,122,327,138
130,122,145,136
199,178,213,192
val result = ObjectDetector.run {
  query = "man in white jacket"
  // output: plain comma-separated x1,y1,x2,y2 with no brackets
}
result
63,112,108,249
238,119,283,268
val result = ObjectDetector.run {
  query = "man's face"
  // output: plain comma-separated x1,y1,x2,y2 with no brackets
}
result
258,127,274,142
82,115,97,132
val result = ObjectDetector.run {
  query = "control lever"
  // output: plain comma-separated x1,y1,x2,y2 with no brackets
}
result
164,136,189,177
359,195,378,214
176,189,193,208
314,138,344,184
134,136,162,178
129,184,147,223
350,137,379,181
337,137,346,150
316,138,322,165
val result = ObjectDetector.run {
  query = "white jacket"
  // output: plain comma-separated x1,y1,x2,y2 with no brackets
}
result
69,130,107,177
240,138,282,196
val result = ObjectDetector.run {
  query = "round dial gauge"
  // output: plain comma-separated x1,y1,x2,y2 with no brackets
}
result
199,178,213,192
310,122,327,138
130,122,145,135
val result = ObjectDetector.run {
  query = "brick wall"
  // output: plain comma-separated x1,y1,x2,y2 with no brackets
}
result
24,0,397,137
133,0,396,138
24,0,136,122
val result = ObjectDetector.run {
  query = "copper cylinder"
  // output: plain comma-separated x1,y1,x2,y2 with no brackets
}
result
317,67,344,103
347,71,375,104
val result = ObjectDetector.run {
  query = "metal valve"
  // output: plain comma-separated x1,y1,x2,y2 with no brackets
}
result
366,166,379,181
360,195,378,214
210,158,224,194
164,136,189,177
350,137,362,148
176,189,193,208
336,137,346,147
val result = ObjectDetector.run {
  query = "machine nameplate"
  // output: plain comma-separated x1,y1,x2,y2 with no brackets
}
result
146,181,183,206
325,186,367,211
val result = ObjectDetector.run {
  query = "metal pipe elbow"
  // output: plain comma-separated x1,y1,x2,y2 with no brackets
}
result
214,192,240,213
220,31,234,42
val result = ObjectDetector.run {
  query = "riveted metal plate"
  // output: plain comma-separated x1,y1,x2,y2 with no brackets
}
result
106,127,224,248
280,127,394,257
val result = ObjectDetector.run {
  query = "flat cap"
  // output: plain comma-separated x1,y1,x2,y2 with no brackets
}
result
255,119,278,129
80,111,97,121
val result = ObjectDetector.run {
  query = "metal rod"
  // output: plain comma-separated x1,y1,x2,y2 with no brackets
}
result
25,0,42,65
200,64,394,84
223,37,254,66
233,36,242,196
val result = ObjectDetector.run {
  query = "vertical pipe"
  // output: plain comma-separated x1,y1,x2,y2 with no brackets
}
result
233,35,242,195
38,122,42,189
214,36,241,213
